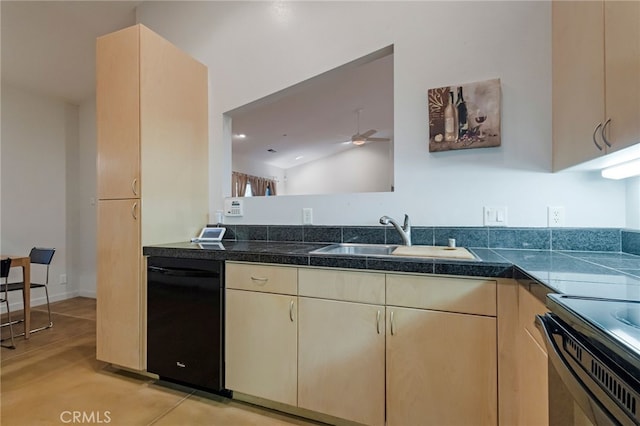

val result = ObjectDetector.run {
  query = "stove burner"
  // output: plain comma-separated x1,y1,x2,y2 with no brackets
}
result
613,307,640,329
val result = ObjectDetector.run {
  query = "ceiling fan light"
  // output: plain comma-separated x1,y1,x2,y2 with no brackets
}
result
352,138,366,146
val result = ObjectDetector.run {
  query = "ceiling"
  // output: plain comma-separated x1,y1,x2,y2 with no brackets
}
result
229,51,393,170
1,1,140,104
1,1,393,170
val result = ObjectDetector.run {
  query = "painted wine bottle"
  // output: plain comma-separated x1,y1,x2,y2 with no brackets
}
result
444,90,458,142
456,86,468,138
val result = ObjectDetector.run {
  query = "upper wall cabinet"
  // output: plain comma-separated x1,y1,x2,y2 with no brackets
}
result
552,0,640,171
97,26,141,200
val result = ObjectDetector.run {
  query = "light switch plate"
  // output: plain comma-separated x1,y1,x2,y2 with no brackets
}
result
483,206,508,227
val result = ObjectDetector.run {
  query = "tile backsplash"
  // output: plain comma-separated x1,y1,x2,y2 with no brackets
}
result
218,224,640,254
622,229,640,255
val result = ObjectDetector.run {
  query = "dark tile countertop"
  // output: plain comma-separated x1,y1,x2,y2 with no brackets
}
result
143,241,640,301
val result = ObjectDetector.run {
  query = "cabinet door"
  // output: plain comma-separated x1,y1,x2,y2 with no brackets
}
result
604,0,640,153
225,289,297,406
386,307,497,426
96,26,140,200
96,199,142,369
298,298,385,426
519,328,549,426
552,1,606,171
518,285,549,425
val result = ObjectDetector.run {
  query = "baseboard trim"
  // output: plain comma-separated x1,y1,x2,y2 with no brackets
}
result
1,290,82,314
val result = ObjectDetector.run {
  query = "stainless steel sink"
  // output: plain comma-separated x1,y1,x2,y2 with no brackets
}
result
310,243,479,261
310,243,399,256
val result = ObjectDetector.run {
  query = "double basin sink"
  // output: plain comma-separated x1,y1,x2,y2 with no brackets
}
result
310,243,478,261
311,243,398,256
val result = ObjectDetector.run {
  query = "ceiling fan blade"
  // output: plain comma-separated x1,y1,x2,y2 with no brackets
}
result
360,129,377,138
366,137,391,142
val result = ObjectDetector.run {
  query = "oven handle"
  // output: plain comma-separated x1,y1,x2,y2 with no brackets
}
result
536,314,620,426
148,265,220,278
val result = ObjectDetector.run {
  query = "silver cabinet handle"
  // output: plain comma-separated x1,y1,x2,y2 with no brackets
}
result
131,178,138,196
250,276,268,285
602,118,612,147
390,310,395,336
376,310,381,334
289,300,295,322
131,202,138,220
592,123,604,151
176,361,186,368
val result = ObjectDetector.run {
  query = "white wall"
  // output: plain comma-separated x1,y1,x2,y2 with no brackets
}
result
77,96,97,297
628,178,640,229
0,84,78,310
233,141,392,196
136,1,627,227
285,142,392,195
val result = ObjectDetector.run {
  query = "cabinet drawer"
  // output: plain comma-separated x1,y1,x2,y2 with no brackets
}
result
226,262,297,295
299,268,385,304
386,274,496,316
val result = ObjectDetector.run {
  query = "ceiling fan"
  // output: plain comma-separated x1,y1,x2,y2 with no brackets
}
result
351,109,391,146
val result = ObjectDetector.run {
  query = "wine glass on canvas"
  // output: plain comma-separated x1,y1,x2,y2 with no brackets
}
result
474,108,487,139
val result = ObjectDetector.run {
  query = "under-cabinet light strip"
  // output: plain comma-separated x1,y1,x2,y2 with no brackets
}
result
601,158,640,180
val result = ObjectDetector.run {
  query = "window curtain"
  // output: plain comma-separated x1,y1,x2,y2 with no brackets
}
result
232,172,277,197
231,172,248,197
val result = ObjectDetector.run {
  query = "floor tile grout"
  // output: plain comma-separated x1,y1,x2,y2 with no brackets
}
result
146,391,195,426
1,297,320,425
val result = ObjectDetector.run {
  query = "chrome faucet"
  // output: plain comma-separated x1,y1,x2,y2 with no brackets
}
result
379,214,411,246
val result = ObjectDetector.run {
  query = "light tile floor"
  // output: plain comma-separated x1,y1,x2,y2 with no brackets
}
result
1,298,320,426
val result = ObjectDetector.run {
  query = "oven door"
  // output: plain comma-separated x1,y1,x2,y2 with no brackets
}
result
537,313,639,426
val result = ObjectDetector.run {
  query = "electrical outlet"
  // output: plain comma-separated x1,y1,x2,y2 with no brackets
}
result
302,208,313,225
59,274,67,285
548,206,565,227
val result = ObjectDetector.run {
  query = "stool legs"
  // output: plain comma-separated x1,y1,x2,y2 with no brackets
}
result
1,299,16,349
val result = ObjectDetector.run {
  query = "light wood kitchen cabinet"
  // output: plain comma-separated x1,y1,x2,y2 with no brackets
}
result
386,273,498,426
553,0,640,171
602,0,640,155
225,288,298,406
298,298,385,426
96,26,140,200
519,329,548,426
225,264,500,425
96,24,208,370
225,262,298,405
517,284,549,426
225,262,298,295
96,199,142,369
386,306,497,426
297,267,386,426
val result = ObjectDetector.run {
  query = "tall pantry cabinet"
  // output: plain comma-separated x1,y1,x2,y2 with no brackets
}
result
96,24,209,370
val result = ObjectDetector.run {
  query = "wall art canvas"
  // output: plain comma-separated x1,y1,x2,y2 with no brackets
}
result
428,78,501,152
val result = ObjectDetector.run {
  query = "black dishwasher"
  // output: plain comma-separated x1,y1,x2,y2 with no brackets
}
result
147,256,225,393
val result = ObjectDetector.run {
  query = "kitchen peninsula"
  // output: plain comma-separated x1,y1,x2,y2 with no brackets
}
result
144,226,640,298
143,226,640,426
